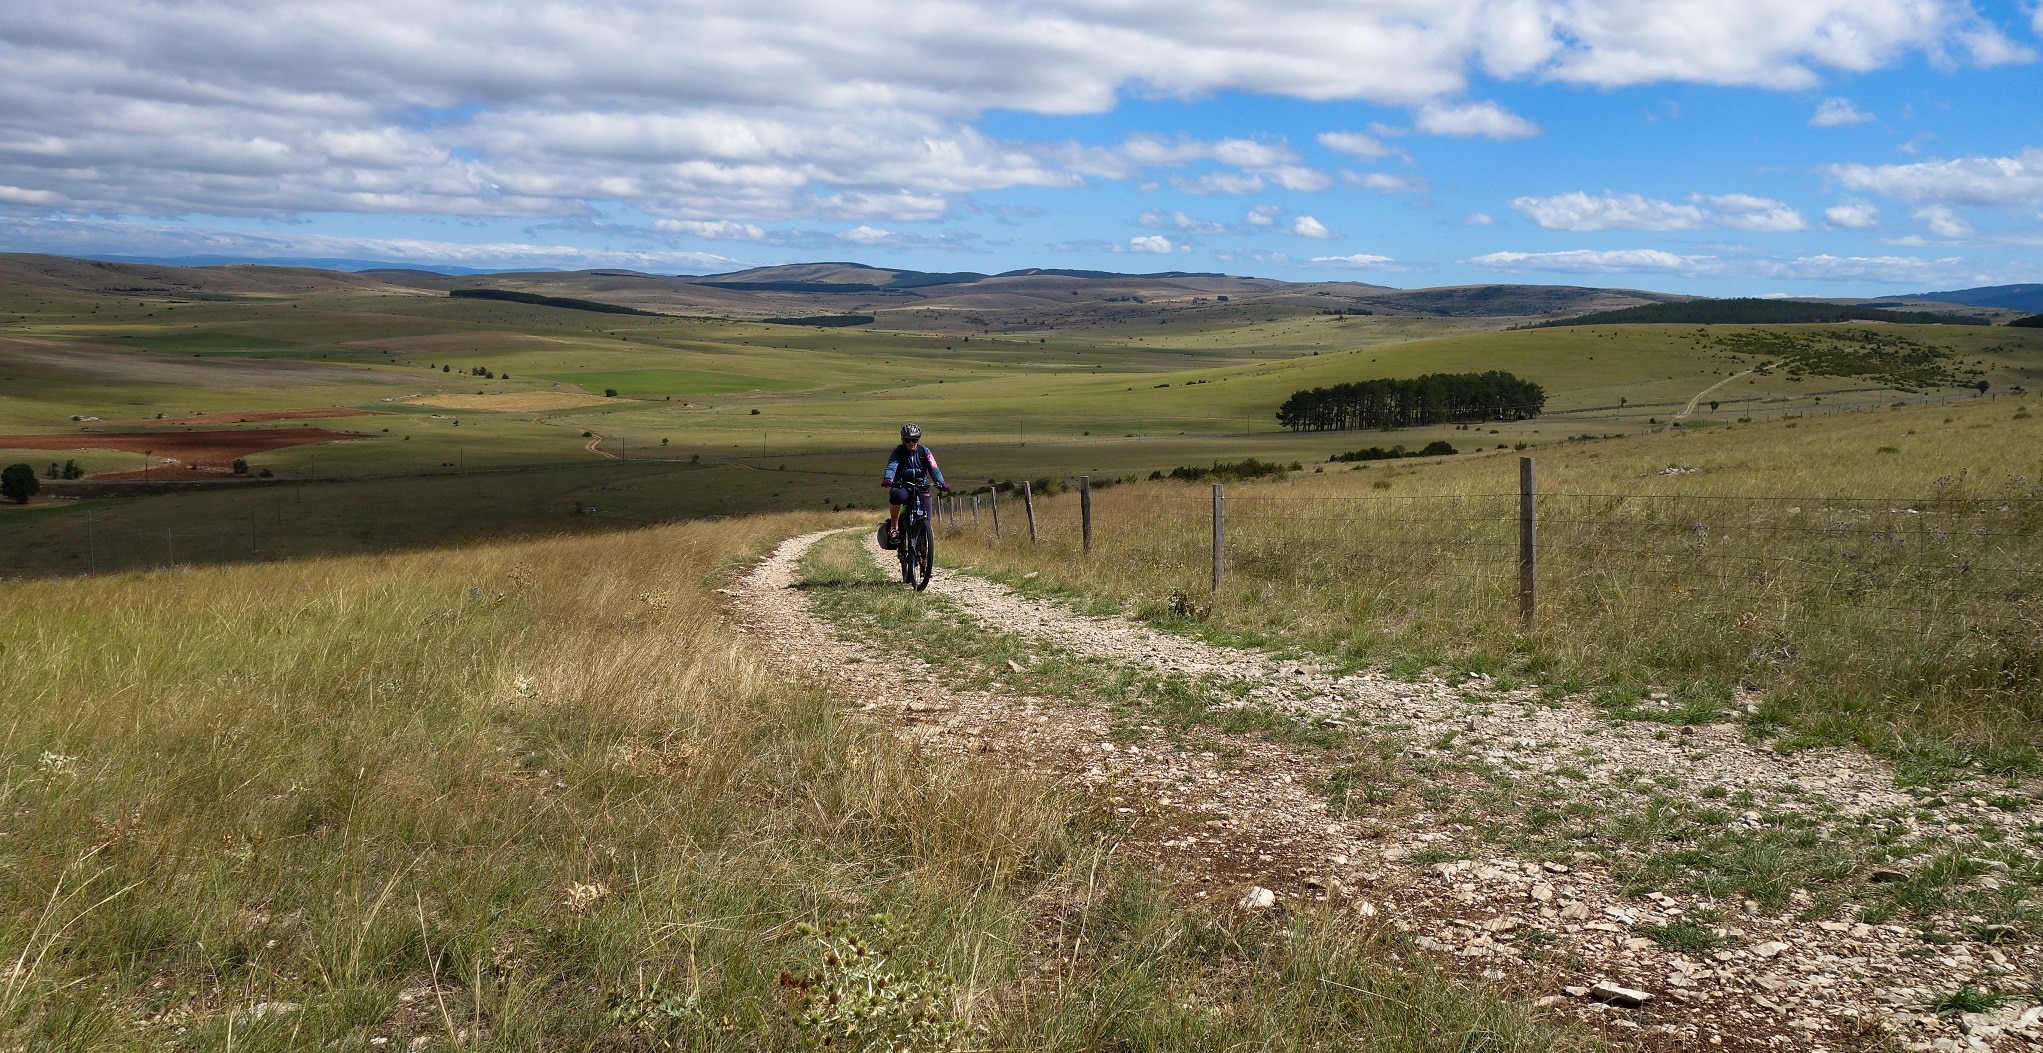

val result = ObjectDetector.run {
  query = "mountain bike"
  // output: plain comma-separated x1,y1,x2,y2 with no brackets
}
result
896,482,937,591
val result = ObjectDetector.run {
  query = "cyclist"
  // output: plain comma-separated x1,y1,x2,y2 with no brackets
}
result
883,423,948,544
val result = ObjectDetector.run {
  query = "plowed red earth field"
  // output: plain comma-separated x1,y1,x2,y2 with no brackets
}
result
112,407,385,426
0,428,365,479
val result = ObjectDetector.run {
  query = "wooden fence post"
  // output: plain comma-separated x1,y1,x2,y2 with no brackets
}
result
971,495,980,528
1212,482,1225,592
990,491,1002,537
1519,456,1537,629
1021,481,1039,545
1079,475,1092,555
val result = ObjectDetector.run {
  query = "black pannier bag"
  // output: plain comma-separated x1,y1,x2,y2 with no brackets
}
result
876,520,898,550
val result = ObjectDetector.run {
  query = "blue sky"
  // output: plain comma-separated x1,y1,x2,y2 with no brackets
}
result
3,0,2041,295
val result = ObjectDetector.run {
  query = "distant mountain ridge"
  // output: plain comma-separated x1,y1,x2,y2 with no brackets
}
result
1533,298,1988,328
1902,284,2043,312
686,262,1234,292
0,252,1714,327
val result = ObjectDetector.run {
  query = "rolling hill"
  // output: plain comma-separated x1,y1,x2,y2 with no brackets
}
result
1902,284,2043,313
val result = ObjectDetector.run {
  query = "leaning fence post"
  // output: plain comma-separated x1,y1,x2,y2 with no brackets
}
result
1021,480,1039,545
1079,475,1093,555
990,491,1002,537
1212,482,1225,592
1519,456,1537,629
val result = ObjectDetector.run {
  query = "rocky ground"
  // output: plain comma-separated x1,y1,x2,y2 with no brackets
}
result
730,529,2043,1052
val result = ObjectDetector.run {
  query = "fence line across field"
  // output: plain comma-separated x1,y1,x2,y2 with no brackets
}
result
936,458,2042,642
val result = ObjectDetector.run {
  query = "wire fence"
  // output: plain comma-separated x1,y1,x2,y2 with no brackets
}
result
930,465,2043,718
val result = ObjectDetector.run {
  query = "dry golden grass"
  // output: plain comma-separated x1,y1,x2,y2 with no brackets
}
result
398,391,616,412
0,513,1590,1051
944,394,2043,770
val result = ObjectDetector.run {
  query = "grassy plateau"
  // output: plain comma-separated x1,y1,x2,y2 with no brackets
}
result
4,258,2042,1048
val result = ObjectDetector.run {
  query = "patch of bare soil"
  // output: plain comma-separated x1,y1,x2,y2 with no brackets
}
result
112,407,385,426
732,530,2043,1053
0,428,365,478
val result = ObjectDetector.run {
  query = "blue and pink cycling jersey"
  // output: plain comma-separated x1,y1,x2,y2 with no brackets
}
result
883,443,946,506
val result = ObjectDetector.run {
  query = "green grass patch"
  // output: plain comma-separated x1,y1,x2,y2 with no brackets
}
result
537,368,810,395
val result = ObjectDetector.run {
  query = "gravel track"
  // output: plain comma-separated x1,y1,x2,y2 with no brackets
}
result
732,528,2043,1052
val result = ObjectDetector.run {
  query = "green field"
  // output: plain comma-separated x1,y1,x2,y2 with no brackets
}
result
5,263,2040,567
534,368,810,396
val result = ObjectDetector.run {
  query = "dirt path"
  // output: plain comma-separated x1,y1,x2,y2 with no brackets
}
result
731,529,2043,1053
1675,370,1755,419
523,415,616,458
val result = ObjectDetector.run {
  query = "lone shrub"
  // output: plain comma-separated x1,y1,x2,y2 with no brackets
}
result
1164,458,1297,483
1,463,39,504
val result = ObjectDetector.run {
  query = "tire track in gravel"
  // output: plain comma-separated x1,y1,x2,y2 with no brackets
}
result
732,529,2043,1053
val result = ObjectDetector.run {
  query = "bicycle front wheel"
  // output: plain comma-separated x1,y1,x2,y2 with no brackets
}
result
913,520,934,591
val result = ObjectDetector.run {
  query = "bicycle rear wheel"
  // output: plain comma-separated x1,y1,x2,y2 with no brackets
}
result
898,527,918,584
912,520,934,591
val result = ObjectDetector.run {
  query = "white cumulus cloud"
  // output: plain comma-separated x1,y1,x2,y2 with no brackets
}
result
1246,204,1282,228
1469,248,1707,272
1467,246,1983,283
1705,193,1810,231
1310,253,1395,267
1138,208,1228,233
1463,211,1495,225
1830,149,2043,208
655,219,767,240
1513,190,1806,231
1414,100,1540,138
1291,215,1333,238
1344,171,1429,194
1809,97,1874,127
1824,200,1880,227
1317,131,1397,160
1128,234,1174,253
1913,205,1974,237
1510,192,1708,230
1173,171,1266,195
836,224,895,244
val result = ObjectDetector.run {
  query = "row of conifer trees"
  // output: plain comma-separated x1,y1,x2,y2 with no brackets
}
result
1275,370,1546,432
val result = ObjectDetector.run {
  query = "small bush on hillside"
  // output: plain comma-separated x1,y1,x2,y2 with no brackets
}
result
1,463,39,504
1328,441,1458,463
232,458,249,475
1157,458,1299,483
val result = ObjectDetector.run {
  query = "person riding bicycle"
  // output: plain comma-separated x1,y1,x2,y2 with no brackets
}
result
883,423,948,543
